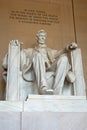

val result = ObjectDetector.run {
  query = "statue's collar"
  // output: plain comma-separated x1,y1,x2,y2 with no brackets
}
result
36,44,47,48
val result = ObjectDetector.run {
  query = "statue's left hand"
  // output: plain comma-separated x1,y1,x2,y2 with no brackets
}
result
66,42,78,51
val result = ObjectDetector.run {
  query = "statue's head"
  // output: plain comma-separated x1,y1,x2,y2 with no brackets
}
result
36,29,47,44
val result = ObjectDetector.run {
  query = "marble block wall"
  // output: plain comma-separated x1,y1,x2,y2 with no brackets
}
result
0,112,87,130
0,112,21,130
0,95,87,129
22,112,87,130
0,95,87,112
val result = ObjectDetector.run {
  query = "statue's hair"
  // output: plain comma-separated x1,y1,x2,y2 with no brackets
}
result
36,29,47,37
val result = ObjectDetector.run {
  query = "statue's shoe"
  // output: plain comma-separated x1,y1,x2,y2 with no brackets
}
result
39,87,53,95
45,89,53,95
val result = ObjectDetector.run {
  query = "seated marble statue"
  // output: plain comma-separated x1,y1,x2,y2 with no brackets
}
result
2,29,86,101
22,29,77,95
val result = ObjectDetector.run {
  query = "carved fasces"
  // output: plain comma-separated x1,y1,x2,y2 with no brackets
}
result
6,40,21,100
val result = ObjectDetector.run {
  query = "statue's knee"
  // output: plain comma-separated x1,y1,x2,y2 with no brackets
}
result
60,55,68,61
57,55,68,66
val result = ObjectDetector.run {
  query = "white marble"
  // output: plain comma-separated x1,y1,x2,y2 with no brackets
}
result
0,112,20,130
22,112,87,130
0,101,23,112
24,95,87,112
0,95,87,112
2,30,86,101
27,94,86,100
71,49,86,96
6,40,21,100
0,111,87,130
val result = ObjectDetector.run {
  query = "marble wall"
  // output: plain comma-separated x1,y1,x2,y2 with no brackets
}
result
0,95,87,129
0,112,87,130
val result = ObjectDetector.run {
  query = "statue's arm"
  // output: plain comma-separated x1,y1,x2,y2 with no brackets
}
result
54,42,78,59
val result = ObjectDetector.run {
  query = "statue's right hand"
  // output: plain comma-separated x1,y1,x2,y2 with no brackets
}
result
10,40,23,46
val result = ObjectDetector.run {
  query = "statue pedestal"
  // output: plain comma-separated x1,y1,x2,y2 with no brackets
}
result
25,95,87,112
0,95,87,112
0,95,87,130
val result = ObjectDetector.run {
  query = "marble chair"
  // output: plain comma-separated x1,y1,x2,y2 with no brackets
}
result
2,41,86,101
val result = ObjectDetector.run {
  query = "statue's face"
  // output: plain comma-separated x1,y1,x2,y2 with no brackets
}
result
37,33,46,44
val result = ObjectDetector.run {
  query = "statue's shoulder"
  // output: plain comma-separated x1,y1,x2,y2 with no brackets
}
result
21,48,34,57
